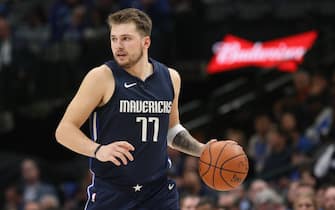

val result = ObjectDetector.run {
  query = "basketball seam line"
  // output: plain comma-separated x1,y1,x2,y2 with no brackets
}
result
199,159,248,174
200,144,212,178
219,169,235,189
221,154,246,166
219,153,248,188
212,142,231,188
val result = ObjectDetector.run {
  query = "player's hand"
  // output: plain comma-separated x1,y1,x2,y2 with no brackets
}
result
199,139,217,156
95,141,135,166
207,139,218,145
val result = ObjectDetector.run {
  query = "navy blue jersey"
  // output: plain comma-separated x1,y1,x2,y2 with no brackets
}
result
89,58,174,185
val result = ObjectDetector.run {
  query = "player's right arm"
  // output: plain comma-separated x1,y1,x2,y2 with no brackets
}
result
55,65,134,166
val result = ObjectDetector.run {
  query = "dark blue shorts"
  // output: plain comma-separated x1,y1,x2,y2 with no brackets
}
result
84,177,179,210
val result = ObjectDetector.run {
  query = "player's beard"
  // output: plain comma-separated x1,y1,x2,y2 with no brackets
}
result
115,48,144,69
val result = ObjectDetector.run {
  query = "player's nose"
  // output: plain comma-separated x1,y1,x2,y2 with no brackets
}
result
112,40,123,49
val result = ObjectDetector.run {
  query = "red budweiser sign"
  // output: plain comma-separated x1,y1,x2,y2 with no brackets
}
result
207,31,318,74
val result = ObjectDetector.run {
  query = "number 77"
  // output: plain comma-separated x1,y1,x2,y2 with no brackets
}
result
136,117,159,142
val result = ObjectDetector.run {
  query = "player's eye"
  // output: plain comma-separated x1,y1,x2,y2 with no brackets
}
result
123,36,131,41
111,37,117,42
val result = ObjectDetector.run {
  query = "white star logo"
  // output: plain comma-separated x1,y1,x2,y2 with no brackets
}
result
133,184,143,192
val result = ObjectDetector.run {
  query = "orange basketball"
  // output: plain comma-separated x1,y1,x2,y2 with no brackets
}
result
199,140,249,191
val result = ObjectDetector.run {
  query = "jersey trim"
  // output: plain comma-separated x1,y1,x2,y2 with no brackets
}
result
92,111,98,141
84,170,96,210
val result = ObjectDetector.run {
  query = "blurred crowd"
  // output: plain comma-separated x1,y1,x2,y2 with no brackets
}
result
0,0,200,117
1,0,335,210
169,70,335,210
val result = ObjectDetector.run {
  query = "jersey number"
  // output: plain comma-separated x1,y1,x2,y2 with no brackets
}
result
136,117,159,142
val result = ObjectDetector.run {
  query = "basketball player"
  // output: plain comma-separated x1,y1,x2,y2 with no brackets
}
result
55,8,215,210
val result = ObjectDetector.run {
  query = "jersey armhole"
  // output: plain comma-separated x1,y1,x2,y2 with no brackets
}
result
164,67,175,100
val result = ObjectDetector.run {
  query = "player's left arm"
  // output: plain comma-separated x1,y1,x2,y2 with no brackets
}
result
168,68,215,157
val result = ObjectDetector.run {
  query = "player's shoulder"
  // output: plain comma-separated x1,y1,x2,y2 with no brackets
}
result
85,64,113,81
167,67,181,94
88,64,111,75
167,67,181,83
80,64,114,90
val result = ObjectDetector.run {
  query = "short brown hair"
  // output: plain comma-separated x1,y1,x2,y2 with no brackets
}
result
107,8,152,36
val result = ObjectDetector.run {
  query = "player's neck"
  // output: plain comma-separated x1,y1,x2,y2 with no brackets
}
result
126,56,153,81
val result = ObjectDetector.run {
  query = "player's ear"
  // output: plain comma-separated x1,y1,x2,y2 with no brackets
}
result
143,36,151,49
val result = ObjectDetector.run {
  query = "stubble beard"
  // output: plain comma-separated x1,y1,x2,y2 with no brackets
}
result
116,48,144,69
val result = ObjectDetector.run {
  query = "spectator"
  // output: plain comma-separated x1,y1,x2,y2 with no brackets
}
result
293,194,317,210
20,159,58,204
225,128,247,148
180,194,200,210
248,114,272,174
302,73,330,131
62,170,90,210
299,167,317,188
15,6,50,57
179,170,217,199
3,185,23,210
217,191,240,210
286,180,300,210
278,71,309,111
183,156,198,172
247,179,269,209
254,188,286,210
295,182,315,197
323,185,335,210
195,196,217,210
39,194,60,210
315,184,326,210
262,127,293,181
279,112,314,154
292,71,311,104
24,201,40,210
279,71,311,128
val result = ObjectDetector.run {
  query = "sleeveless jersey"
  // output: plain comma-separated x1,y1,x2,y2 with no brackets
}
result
89,58,174,185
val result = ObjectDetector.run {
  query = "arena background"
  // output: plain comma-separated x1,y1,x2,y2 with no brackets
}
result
1,0,335,209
